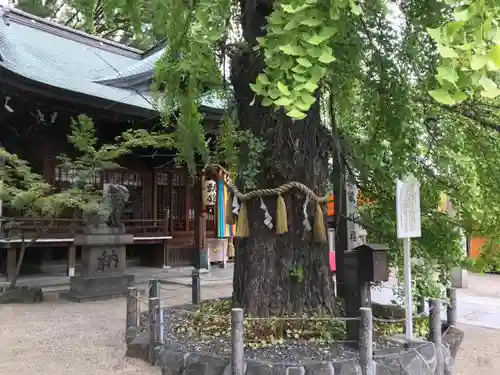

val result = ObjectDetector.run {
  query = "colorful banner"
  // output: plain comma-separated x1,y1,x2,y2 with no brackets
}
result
217,174,235,238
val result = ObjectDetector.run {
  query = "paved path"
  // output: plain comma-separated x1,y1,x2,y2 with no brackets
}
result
371,272,500,329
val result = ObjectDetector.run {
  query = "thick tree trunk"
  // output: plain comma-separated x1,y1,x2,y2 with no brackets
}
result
230,0,336,317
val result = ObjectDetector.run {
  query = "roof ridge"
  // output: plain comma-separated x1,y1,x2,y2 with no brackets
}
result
1,5,144,58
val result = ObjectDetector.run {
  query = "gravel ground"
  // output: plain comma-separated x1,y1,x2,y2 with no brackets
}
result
454,324,500,375
0,283,498,375
0,284,231,375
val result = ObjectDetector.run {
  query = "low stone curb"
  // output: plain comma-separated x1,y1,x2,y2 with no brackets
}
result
126,329,455,375
125,300,464,375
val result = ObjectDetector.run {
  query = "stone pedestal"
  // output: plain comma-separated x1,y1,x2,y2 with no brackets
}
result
61,227,135,302
451,267,468,289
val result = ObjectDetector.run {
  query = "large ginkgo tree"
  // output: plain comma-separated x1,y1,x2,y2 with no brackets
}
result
17,0,500,316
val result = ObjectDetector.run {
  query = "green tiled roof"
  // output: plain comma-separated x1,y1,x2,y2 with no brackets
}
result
0,6,225,113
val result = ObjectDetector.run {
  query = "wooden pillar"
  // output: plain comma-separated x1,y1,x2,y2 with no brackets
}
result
67,244,76,277
162,208,169,268
194,173,208,270
6,246,17,282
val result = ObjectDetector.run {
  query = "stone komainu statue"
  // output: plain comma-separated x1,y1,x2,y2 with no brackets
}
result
105,183,130,228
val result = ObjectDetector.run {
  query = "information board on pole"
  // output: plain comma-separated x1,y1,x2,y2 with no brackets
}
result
395,175,421,340
396,176,422,239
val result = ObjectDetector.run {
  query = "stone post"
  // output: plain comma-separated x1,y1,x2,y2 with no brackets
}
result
417,295,426,314
231,308,244,375
126,287,139,344
6,246,16,282
446,287,457,327
192,269,201,304
148,279,162,365
359,307,374,375
429,299,442,344
67,244,76,277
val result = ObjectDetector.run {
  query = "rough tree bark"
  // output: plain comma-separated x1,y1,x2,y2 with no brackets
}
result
230,0,336,317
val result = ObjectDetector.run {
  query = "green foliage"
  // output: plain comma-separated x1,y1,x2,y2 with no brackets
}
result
235,130,266,190
374,316,429,339
0,115,130,232
289,265,305,283
172,299,429,348
40,0,500,300
15,0,162,49
427,0,500,104
250,0,357,119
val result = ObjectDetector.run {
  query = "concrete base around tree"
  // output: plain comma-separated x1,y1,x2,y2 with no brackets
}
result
125,327,464,375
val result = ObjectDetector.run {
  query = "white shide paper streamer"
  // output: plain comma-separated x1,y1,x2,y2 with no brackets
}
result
302,195,312,231
260,197,274,230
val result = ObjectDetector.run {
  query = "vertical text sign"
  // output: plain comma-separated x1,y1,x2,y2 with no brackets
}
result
396,176,422,239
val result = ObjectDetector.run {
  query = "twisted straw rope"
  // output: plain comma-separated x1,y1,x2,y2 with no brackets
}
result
204,164,332,203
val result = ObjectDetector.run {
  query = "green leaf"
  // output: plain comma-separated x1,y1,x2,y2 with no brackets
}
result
427,27,442,42
292,65,308,74
453,8,470,21
438,45,459,58
471,54,488,70
249,82,264,95
268,87,281,99
293,74,308,82
479,75,500,98
296,57,313,67
262,97,273,107
294,99,310,112
302,81,319,92
287,108,306,119
452,91,468,103
274,97,293,106
318,49,336,64
267,12,283,25
445,21,465,39
277,82,291,96
349,0,362,15
300,93,316,107
284,18,300,30
306,27,337,45
437,66,459,84
300,18,323,27
310,65,326,83
279,44,306,56
488,45,500,69
428,89,456,105
306,47,322,58
280,3,297,13
257,73,270,85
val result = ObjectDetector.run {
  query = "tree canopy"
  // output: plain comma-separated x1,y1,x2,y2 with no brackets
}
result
14,0,500,303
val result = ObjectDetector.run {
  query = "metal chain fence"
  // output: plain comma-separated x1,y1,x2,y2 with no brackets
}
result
125,276,456,375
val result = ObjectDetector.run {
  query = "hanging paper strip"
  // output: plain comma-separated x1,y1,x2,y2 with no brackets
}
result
217,174,235,238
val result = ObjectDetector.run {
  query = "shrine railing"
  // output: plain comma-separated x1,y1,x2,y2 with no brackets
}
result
0,217,169,239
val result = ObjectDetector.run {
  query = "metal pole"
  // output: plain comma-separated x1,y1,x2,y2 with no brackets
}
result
403,237,413,339
192,269,201,304
359,307,374,375
231,308,244,375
